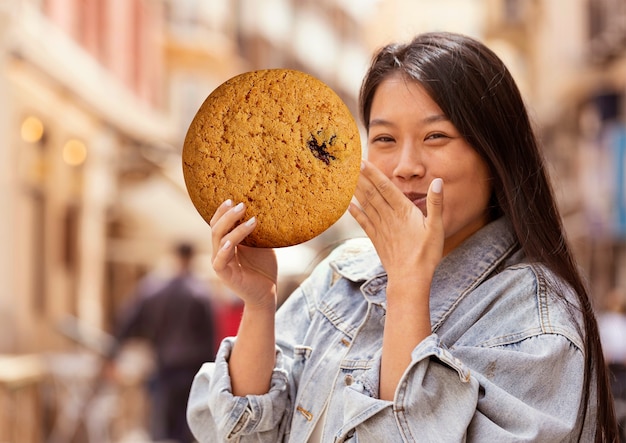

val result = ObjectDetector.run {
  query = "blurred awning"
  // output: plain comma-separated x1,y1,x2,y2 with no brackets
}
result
109,156,212,265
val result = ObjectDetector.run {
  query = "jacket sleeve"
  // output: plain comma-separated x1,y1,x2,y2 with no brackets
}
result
187,259,334,442
186,338,293,442
336,333,586,442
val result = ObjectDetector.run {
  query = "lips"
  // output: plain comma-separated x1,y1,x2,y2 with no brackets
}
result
404,192,427,215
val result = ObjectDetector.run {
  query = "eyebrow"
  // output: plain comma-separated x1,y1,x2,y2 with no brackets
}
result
369,114,450,128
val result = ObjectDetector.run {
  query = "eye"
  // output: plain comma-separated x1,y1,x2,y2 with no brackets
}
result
424,132,452,146
425,132,448,140
370,135,395,144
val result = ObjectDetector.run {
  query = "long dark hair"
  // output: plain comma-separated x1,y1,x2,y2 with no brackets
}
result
359,32,618,441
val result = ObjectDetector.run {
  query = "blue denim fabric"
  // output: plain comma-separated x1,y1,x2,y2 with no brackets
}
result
187,217,596,442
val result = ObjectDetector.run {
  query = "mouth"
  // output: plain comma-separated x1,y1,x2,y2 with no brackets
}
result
404,192,427,215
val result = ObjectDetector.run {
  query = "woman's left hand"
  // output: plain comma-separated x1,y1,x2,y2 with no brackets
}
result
348,160,445,284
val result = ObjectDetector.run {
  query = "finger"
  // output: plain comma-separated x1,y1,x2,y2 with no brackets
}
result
211,201,245,249
426,178,444,226
353,161,391,222
348,197,369,231
210,199,234,226
212,237,235,273
353,173,381,215
350,167,379,235
359,160,404,208
212,216,257,270
210,202,251,254
224,216,257,248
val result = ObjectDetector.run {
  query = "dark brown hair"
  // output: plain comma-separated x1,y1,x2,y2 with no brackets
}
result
359,31,618,441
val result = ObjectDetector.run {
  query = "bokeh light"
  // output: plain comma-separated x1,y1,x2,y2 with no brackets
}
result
62,139,87,166
20,116,44,143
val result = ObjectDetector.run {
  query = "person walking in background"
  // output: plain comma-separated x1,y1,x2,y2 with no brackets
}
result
187,32,618,442
107,241,216,443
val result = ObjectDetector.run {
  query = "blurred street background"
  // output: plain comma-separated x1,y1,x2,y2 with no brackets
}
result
1,0,626,441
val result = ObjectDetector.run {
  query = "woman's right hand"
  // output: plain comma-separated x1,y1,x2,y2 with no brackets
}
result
210,200,278,310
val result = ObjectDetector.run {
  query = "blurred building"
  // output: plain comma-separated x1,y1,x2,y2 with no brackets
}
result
0,0,178,355
0,0,215,440
482,0,626,302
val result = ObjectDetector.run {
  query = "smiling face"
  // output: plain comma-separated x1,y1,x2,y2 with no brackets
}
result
367,74,493,255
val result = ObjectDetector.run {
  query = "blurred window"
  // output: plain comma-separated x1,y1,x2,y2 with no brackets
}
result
503,0,524,25
588,0,626,62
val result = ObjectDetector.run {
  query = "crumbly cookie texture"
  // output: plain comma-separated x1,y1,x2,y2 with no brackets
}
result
182,69,361,248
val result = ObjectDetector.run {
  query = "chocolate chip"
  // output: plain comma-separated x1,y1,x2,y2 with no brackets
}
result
307,133,337,165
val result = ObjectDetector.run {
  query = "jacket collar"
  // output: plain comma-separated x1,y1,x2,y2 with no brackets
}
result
329,217,519,326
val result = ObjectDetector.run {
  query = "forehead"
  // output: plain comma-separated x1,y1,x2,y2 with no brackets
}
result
370,74,445,120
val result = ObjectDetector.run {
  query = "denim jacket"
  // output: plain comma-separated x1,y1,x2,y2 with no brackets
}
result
187,217,596,442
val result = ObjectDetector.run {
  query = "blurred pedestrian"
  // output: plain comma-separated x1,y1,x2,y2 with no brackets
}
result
107,241,216,443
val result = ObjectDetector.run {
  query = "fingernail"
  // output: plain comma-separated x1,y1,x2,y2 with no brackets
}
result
432,178,443,193
233,202,244,212
224,199,233,207
360,160,365,171
245,216,256,226
350,196,362,210
221,240,231,251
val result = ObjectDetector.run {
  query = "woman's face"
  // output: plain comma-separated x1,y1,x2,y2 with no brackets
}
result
367,74,493,255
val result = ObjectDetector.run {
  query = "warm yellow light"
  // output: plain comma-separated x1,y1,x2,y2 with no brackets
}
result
21,116,44,143
62,139,87,166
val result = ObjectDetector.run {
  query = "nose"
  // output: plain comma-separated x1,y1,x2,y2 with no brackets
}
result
393,141,425,180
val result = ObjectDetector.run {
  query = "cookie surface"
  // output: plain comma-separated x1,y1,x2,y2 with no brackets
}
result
182,69,362,247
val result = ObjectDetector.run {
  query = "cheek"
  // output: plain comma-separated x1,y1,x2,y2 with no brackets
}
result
442,169,492,219
367,151,394,176
442,155,490,192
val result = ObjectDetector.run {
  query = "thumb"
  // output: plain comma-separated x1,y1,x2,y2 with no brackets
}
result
426,178,444,223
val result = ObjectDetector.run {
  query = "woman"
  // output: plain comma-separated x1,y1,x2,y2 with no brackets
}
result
187,32,618,442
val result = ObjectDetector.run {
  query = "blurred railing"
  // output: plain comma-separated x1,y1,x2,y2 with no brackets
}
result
0,353,46,443
0,351,151,443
